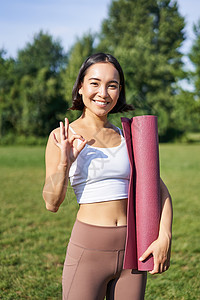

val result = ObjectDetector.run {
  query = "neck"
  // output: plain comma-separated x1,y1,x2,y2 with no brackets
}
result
80,108,109,129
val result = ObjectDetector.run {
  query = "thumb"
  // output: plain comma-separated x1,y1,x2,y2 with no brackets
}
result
139,246,152,262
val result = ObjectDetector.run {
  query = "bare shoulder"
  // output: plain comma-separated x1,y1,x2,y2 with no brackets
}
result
110,124,124,137
45,127,60,150
51,127,60,140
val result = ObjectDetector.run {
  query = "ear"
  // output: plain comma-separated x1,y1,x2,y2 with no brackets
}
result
78,84,83,95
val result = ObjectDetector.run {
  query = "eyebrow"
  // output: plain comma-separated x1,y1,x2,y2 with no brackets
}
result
88,77,120,85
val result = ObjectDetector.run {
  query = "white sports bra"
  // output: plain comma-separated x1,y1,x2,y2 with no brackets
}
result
68,126,130,204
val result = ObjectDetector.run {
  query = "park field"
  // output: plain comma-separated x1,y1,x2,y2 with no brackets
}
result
0,144,200,299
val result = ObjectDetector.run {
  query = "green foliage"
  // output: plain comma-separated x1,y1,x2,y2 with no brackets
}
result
0,133,47,146
16,30,67,75
172,90,200,133
0,145,199,299
16,68,67,136
170,19,200,139
188,20,200,98
0,50,18,137
0,32,68,138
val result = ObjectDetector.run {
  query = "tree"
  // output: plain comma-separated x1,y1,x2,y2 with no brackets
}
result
97,0,185,139
171,90,200,134
185,19,200,133
0,49,19,138
16,30,67,76
189,20,200,98
16,68,67,136
14,32,68,137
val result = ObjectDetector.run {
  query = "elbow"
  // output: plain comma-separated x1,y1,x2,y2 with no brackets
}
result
45,202,59,213
42,191,59,213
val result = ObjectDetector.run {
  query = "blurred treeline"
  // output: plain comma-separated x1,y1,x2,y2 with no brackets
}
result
0,0,200,144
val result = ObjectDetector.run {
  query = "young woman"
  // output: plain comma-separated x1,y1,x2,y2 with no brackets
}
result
43,53,172,300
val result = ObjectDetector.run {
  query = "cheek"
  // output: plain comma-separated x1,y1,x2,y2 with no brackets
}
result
111,90,120,102
82,86,97,98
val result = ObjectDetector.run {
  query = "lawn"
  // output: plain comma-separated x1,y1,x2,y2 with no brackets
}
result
0,144,199,299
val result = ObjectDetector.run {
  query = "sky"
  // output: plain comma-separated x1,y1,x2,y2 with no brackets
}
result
0,0,200,63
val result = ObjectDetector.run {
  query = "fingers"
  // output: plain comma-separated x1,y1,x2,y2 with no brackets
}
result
55,119,87,162
69,135,87,155
139,246,152,263
139,241,170,275
69,134,85,144
59,118,72,142
53,118,69,148
139,246,160,275
149,261,160,275
65,118,69,139
56,119,87,148
77,139,87,152
139,246,161,275
149,261,169,275
149,253,170,274
60,121,65,142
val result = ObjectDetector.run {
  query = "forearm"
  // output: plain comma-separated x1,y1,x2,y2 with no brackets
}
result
159,179,173,240
42,164,70,212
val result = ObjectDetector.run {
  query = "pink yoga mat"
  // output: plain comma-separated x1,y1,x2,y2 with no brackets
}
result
121,115,161,271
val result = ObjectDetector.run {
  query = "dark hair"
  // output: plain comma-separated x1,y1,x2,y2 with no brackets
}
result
69,52,134,113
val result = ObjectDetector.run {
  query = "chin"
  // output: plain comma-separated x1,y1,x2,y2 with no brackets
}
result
95,111,108,117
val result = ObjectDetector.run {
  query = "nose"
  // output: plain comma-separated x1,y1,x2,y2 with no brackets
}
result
98,85,108,98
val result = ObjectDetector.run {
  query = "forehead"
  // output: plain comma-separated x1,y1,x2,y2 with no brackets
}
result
84,62,120,81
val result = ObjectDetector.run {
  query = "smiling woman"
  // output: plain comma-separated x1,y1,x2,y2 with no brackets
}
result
42,52,173,300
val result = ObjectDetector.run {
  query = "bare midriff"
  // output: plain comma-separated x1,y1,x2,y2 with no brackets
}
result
77,198,128,227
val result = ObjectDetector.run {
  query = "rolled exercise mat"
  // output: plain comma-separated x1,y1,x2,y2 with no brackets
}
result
121,118,138,269
121,115,161,271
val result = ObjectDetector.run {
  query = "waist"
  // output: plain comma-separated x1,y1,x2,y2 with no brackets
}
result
70,218,127,251
77,198,128,227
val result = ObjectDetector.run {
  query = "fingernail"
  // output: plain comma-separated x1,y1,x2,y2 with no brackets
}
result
139,257,143,261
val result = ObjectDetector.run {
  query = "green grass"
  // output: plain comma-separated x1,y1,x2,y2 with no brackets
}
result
0,144,200,299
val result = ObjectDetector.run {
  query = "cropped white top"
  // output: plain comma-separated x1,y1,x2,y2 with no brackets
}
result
69,126,130,204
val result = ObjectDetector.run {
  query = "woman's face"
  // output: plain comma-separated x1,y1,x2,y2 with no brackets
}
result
79,62,121,117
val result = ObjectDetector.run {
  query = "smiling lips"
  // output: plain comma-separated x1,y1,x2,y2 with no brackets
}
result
92,100,109,106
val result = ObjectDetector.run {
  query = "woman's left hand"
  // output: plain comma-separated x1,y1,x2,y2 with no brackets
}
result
139,235,171,274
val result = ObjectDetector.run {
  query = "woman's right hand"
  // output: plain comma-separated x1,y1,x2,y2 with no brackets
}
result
53,118,87,167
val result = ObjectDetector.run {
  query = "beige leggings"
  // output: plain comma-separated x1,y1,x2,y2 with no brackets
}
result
62,219,147,300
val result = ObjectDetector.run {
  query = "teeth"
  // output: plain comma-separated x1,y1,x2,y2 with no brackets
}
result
94,100,107,105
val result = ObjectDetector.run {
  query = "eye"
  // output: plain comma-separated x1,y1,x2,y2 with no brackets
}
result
90,82,98,87
108,84,118,89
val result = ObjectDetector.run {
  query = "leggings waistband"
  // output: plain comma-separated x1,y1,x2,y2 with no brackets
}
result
70,219,127,251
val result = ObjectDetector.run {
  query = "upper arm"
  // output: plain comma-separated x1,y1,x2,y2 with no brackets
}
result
45,128,61,180
160,177,172,205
